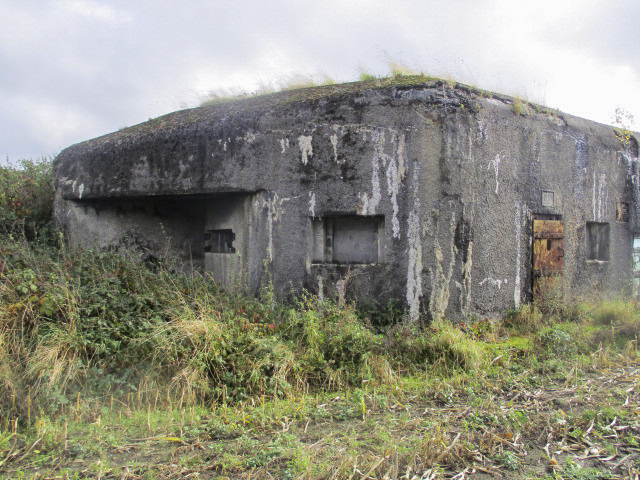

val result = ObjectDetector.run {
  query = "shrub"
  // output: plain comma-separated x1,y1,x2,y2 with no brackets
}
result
280,298,383,387
426,320,488,373
0,157,54,240
385,319,487,374
503,304,545,334
535,328,577,358
356,298,405,333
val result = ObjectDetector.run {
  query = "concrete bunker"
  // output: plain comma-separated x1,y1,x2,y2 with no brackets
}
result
54,78,640,320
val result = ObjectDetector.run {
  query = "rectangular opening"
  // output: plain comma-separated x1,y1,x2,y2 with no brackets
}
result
312,216,384,264
204,229,236,253
586,222,610,261
616,201,629,222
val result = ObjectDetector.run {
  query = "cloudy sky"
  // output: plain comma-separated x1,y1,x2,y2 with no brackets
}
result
1,0,639,163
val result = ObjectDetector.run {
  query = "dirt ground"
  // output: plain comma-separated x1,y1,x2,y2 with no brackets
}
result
1,359,639,480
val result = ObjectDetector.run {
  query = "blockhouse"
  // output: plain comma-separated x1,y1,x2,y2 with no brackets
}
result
54,77,640,320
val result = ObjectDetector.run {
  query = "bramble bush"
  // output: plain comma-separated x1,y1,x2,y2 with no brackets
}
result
0,157,54,241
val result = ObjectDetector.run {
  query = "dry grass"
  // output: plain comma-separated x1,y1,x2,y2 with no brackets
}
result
2,354,637,479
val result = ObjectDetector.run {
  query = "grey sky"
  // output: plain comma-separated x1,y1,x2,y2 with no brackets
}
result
2,0,639,162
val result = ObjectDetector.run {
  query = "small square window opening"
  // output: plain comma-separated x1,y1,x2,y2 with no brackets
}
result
204,229,236,253
616,201,629,222
542,190,555,207
312,216,384,264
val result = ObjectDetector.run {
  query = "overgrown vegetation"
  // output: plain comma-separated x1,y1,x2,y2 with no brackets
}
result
1,159,639,479
199,61,449,106
0,157,54,241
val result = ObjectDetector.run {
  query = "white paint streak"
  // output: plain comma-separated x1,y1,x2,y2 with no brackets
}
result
308,192,316,218
479,277,508,289
591,172,608,221
406,209,422,321
461,240,473,315
298,135,313,165
367,130,383,214
263,194,290,263
348,126,405,217
330,134,338,163
429,211,458,320
78,183,84,200
514,203,521,309
598,173,607,221
279,138,289,154
385,131,408,239
488,154,501,194
397,133,406,180
358,192,369,215
386,151,401,238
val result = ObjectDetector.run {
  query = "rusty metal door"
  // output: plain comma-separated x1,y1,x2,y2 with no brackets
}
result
532,220,564,297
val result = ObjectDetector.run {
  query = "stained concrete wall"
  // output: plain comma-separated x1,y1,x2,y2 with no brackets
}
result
54,78,639,320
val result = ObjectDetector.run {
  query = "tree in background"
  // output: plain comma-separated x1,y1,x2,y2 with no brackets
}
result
0,157,54,240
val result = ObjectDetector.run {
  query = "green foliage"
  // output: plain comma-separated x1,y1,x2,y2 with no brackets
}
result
511,98,527,115
385,319,488,374
553,458,614,480
494,451,519,471
612,106,636,147
591,299,637,326
0,157,54,241
1,238,389,412
536,328,577,358
387,60,422,78
504,304,545,334
358,72,377,82
1,170,639,436
356,298,405,333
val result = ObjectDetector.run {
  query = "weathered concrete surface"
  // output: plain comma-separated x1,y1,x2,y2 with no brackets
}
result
54,77,639,319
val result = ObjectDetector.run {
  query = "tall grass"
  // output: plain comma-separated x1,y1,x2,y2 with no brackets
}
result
1,236,497,420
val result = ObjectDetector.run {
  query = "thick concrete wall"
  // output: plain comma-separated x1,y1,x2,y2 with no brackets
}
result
54,79,638,319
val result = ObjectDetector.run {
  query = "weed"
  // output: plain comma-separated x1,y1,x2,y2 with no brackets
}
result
512,97,528,116
359,72,377,82
495,450,519,470
504,304,545,334
554,457,614,479
356,298,405,333
386,320,487,374
612,106,636,148
591,299,637,326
